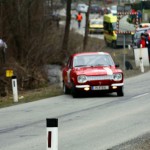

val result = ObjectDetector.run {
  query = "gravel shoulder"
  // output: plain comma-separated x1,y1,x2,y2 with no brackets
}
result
109,132,150,150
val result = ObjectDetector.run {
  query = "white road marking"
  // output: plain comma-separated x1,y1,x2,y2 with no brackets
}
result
132,93,149,99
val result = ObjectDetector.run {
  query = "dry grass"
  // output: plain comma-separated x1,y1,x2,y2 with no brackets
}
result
0,84,63,108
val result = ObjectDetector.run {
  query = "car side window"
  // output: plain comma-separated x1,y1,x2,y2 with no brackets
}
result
67,58,73,68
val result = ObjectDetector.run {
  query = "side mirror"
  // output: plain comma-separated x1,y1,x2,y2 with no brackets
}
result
115,63,119,68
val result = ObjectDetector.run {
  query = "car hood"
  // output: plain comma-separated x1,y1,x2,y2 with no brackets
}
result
74,66,116,76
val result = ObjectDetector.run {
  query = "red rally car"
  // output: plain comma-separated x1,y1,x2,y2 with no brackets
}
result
62,52,124,98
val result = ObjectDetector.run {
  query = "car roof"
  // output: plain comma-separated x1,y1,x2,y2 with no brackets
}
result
136,27,150,31
139,23,150,28
77,3,87,6
71,52,109,57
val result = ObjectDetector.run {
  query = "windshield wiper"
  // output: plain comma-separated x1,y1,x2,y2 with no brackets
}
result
92,64,110,67
74,65,88,67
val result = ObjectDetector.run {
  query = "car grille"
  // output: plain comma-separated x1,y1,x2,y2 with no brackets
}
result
87,75,113,81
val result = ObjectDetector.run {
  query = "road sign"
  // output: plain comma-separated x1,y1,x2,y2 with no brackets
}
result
116,8,138,35
6,69,13,77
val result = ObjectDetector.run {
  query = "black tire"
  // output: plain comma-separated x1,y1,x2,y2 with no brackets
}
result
112,41,117,49
105,39,109,47
71,84,78,98
63,82,70,94
117,87,124,97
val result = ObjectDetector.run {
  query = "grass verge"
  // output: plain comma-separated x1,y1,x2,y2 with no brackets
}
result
0,84,63,108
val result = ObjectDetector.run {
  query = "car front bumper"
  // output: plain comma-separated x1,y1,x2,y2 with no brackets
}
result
75,83,123,92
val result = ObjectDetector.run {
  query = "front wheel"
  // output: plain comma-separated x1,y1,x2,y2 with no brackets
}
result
117,87,124,97
71,84,78,98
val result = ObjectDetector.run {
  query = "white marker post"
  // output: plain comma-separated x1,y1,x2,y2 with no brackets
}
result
139,44,144,73
12,76,18,102
46,118,58,150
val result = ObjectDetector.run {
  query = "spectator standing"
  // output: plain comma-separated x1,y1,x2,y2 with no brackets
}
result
76,12,83,29
138,10,142,24
131,9,136,24
144,32,150,60
139,33,146,48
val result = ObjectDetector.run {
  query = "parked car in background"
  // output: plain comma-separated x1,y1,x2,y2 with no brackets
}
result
105,0,113,4
71,3,77,10
110,5,117,15
76,3,88,13
89,18,104,34
139,23,150,28
89,4,102,14
62,52,124,98
133,27,150,48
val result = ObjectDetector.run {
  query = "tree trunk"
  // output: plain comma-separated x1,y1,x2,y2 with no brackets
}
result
61,0,72,62
83,0,91,50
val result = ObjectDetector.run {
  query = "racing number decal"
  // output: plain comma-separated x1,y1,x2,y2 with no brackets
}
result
104,67,113,75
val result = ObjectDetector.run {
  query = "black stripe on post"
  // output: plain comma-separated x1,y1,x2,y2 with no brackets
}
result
47,118,58,127
12,75,17,79
48,131,52,148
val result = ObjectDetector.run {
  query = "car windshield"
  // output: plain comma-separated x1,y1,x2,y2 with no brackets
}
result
111,6,117,11
73,54,115,67
134,30,145,39
90,20,103,25
91,5,99,8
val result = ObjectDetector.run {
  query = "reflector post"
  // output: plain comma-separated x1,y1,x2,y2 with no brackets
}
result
46,118,58,150
12,76,18,102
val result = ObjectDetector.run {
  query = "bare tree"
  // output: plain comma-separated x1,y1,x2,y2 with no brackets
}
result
61,0,72,62
0,0,64,88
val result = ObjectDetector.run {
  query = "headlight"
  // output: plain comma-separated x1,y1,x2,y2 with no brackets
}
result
77,75,87,83
113,73,122,81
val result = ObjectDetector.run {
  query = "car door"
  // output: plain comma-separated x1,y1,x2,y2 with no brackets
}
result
63,57,73,86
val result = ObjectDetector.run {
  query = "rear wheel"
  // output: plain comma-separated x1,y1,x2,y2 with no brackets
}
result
112,41,117,49
63,82,70,94
117,87,124,97
89,30,93,34
105,39,109,47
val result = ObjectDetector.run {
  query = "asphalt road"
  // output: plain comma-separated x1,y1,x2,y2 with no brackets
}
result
0,71,150,150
